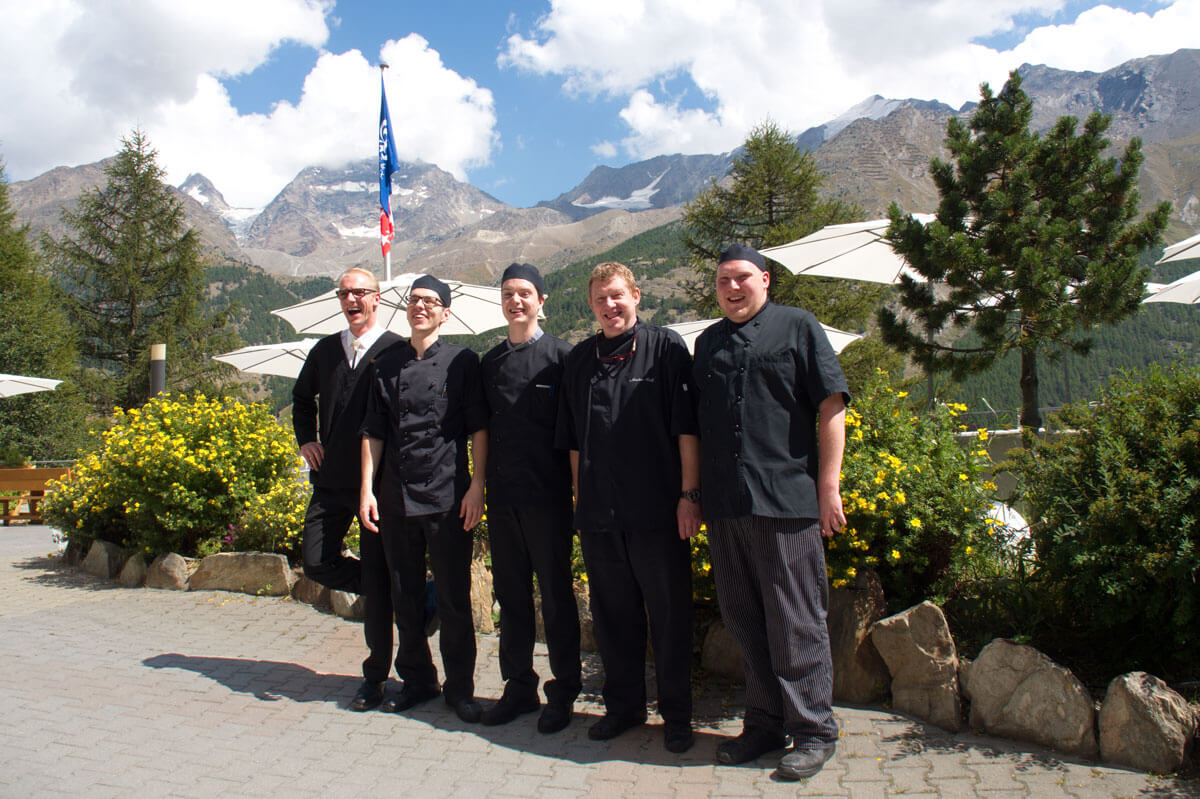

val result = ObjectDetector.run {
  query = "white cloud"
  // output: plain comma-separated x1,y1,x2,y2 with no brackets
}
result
500,0,1200,161
0,0,498,208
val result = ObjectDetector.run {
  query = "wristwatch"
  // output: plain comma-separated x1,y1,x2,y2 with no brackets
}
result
680,488,701,503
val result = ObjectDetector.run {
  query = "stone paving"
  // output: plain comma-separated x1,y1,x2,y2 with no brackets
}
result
1,525,1197,798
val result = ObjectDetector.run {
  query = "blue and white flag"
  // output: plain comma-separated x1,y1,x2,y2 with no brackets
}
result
378,74,400,258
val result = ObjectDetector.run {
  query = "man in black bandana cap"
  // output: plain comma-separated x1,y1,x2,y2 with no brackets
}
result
478,263,581,733
359,274,489,724
555,261,700,754
692,243,849,781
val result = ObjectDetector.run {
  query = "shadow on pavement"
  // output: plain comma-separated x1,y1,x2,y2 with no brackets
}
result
143,653,362,705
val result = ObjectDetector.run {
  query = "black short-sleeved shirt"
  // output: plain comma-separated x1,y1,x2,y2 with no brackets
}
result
481,331,573,509
555,321,698,533
693,302,850,521
362,339,488,517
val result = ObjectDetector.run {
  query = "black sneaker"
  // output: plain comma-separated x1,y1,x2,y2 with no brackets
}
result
537,701,574,734
481,692,540,726
664,721,695,753
587,713,646,741
349,680,385,712
381,682,440,713
773,742,837,781
716,726,789,764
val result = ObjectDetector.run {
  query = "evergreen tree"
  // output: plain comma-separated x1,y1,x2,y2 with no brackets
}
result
44,131,238,411
0,162,88,460
681,120,883,331
880,73,1170,428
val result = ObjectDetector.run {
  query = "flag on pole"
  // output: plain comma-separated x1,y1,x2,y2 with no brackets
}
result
378,73,400,260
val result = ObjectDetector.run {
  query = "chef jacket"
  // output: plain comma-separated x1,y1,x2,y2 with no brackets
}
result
555,321,697,533
481,330,573,509
362,339,488,517
693,301,850,521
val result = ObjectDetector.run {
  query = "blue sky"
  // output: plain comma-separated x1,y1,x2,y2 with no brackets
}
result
2,0,1197,210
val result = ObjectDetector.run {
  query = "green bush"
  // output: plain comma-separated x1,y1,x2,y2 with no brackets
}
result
1010,362,1200,680
831,370,1003,609
43,393,306,559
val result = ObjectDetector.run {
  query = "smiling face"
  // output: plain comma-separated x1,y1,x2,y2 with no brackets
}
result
716,259,770,324
405,287,451,335
337,269,381,336
588,275,640,338
501,278,544,327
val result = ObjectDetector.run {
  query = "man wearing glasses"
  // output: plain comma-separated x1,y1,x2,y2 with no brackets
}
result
555,261,701,753
360,274,489,724
292,267,401,712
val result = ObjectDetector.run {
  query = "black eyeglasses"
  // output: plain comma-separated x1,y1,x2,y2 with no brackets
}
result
336,288,378,300
596,334,637,363
406,294,445,309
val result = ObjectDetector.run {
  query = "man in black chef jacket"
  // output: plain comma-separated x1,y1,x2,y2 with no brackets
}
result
692,244,849,781
555,261,701,754
359,274,489,724
479,263,581,733
292,268,402,712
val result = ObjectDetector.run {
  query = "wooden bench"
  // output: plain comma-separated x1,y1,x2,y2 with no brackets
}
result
0,467,71,525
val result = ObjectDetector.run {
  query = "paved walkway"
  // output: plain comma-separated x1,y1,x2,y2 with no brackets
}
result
1,525,1196,798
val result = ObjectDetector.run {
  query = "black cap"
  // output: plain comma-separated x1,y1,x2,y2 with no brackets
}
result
411,274,452,308
500,262,545,296
718,243,766,271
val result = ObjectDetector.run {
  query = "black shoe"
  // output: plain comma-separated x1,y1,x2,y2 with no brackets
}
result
537,701,574,734
716,726,789,765
587,712,646,741
664,721,695,753
349,680,385,712
446,696,483,723
481,692,540,726
381,682,440,713
772,742,837,781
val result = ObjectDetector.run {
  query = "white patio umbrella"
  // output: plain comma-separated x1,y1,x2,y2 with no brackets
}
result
0,374,62,398
759,215,936,284
1143,268,1200,305
665,318,861,356
1155,231,1200,265
272,273,523,337
213,339,319,379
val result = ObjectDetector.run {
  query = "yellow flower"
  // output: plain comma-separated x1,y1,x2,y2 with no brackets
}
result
910,518,922,529
889,549,901,561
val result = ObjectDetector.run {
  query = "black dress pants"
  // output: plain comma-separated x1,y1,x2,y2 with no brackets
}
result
361,510,477,701
579,527,692,724
489,503,581,704
300,485,362,594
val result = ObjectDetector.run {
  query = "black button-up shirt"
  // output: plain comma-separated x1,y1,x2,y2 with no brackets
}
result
481,331,573,509
693,302,850,521
556,321,697,533
362,339,488,517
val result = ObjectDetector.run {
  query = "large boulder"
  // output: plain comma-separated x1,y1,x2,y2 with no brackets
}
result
291,573,332,607
470,545,494,634
870,601,961,731
701,619,744,680
828,570,889,704
330,590,365,620
963,638,1098,758
1099,671,1196,773
82,540,128,579
117,552,147,588
145,553,190,590
187,552,294,596
575,581,597,653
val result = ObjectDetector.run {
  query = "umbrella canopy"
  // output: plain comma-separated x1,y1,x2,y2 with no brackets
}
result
213,339,319,379
1156,231,1200,265
0,374,62,398
665,318,861,356
1143,268,1200,305
760,215,935,284
271,272,520,337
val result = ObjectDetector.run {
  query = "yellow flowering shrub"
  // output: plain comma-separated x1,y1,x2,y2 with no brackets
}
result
44,394,306,559
831,370,999,608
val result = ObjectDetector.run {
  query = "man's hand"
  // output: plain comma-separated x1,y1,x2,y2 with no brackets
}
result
360,491,380,533
299,441,324,470
460,482,484,531
677,497,701,540
818,485,845,539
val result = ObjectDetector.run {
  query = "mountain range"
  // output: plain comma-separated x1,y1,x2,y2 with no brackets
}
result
10,48,1200,283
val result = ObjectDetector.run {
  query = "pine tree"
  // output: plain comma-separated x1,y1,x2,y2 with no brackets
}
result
880,73,1171,428
0,162,87,460
44,130,237,411
681,120,883,331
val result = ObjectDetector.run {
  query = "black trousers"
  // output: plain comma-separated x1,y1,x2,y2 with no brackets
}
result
579,527,693,725
300,485,362,594
489,503,581,704
708,516,838,747
361,510,476,700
